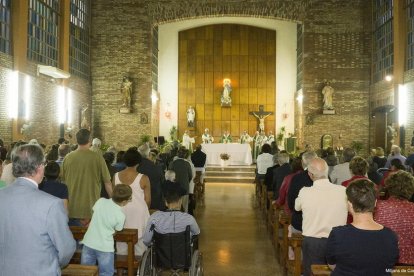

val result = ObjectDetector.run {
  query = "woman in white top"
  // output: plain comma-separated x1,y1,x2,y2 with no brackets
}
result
113,148,151,256
256,144,274,181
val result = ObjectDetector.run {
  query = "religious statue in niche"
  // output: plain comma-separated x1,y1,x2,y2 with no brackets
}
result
221,78,232,107
321,134,333,150
120,76,132,113
186,106,195,127
322,81,334,110
140,112,148,124
80,104,90,129
250,105,273,133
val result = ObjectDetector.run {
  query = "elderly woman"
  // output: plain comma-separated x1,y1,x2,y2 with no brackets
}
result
373,147,387,169
341,156,369,187
375,171,414,265
326,179,399,275
256,143,274,183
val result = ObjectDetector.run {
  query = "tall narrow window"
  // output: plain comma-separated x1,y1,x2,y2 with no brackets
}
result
373,0,394,83
407,0,414,70
0,0,11,54
27,0,60,66
296,24,304,91
70,0,90,79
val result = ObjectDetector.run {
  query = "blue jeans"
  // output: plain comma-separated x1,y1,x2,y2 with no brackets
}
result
81,245,114,276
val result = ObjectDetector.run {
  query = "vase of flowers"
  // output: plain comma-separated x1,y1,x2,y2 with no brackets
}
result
220,153,230,168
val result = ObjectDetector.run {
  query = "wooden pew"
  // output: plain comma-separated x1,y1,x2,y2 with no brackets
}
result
286,233,303,276
261,181,268,216
69,226,140,276
266,191,274,234
311,265,414,276
272,204,282,250
62,264,98,276
278,211,291,271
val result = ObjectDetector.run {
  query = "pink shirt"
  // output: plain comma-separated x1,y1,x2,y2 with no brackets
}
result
375,197,414,264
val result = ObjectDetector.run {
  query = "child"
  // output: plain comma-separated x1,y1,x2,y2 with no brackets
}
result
81,184,132,276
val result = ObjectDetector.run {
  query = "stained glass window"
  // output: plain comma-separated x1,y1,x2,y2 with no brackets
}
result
27,0,60,66
0,0,11,54
407,0,414,70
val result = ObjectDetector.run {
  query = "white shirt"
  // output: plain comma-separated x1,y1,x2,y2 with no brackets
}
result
329,162,351,185
0,163,15,186
256,153,274,174
295,179,347,238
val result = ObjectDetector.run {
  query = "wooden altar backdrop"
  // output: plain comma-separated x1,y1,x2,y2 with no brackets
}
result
178,24,276,143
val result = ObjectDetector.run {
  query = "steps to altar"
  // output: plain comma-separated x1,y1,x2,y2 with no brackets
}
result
204,165,256,184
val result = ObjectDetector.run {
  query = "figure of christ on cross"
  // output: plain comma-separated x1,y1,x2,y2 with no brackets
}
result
250,105,273,133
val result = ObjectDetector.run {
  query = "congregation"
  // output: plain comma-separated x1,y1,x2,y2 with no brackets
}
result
255,143,414,275
1,129,414,275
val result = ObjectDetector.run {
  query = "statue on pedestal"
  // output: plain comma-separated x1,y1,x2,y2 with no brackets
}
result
322,81,334,110
221,78,232,107
120,76,132,113
187,106,195,127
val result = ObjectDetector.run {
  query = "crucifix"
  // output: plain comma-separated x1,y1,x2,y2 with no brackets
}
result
249,105,273,133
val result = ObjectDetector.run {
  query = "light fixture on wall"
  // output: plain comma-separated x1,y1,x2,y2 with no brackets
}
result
384,75,393,82
37,65,71,79
398,84,407,126
7,71,19,119
164,103,171,119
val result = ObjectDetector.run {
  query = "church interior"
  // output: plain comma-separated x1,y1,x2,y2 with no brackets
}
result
1,0,414,275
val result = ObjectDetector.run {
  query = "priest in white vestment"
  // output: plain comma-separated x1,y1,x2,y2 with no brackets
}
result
182,130,195,152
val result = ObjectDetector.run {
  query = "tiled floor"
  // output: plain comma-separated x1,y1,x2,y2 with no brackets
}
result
196,182,281,276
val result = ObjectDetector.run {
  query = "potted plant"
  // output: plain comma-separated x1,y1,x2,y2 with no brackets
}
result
220,153,230,168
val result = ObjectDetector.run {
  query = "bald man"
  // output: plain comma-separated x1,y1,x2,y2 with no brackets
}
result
295,157,347,276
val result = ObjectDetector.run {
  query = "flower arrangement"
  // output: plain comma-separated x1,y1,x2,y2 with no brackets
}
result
220,153,230,161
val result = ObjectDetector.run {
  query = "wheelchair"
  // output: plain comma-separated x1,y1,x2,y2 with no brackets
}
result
139,226,203,276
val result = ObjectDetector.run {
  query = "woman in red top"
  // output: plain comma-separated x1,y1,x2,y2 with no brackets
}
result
375,171,414,265
341,156,368,187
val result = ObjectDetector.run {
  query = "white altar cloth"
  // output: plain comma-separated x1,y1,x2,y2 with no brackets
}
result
202,143,252,165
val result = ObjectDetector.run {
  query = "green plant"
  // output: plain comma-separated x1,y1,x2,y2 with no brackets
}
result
138,134,152,146
169,125,178,141
220,153,230,160
276,126,286,144
350,141,364,154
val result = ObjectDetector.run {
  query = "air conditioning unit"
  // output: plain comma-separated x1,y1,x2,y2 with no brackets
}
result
37,65,71,79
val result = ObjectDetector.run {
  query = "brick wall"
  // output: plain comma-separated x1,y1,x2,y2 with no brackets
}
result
0,52,91,147
298,0,372,153
90,0,371,151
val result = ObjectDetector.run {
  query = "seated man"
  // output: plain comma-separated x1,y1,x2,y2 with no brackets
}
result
143,181,200,246
329,147,355,185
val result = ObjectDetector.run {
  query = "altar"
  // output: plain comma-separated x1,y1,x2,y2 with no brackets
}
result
202,143,252,166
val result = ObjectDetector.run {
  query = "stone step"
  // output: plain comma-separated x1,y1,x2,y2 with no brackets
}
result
205,176,255,184
206,171,255,177
205,165,256,183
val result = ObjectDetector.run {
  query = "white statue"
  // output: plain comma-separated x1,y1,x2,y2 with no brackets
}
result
221,78,232,106
187,106,195,127
322,81,334,110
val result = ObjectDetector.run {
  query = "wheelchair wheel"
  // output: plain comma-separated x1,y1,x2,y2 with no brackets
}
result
189,250,203,276
139,248,155,276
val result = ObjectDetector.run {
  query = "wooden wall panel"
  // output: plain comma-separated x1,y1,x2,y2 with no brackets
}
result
178,24,276,142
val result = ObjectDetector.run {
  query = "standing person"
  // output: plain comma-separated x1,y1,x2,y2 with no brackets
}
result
252,131,262,163
191,144,207,186
240,130,251,144
220,130,232,143
182,130,195,152
39,161,69,211
114,148,151,256
81,184,132,276
169,147,193,212
138,144,165,211
326,179,399,275
0,144,76,275
62,129,113,226
201,128,214,144
0,138,7,161
295,158,348,276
